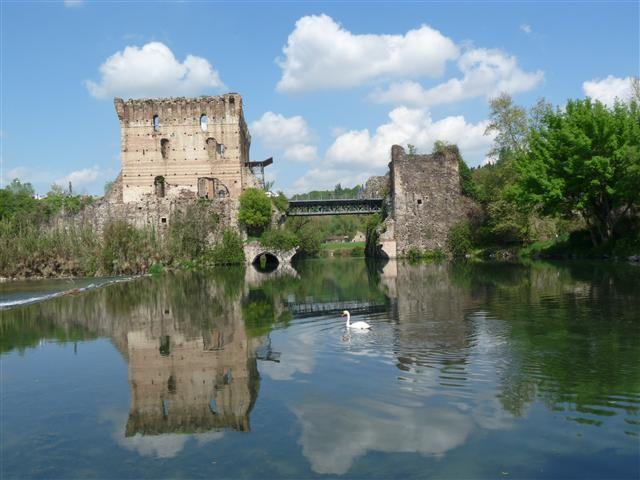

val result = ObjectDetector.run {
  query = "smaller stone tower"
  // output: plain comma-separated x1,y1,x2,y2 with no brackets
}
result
377,145,470,258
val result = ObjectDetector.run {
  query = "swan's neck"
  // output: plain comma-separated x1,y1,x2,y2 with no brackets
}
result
345,312,351,326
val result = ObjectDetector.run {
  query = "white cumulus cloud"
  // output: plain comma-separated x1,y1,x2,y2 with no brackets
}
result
276,14,459,92
55,166,103,188
370,48,544,107
85,42,225,99
582,75,634,107
520,24,532,34
326,107,494,169
251,111,318,163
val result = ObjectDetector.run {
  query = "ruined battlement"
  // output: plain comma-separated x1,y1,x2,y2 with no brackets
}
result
114,94,248,134
114,93,257,203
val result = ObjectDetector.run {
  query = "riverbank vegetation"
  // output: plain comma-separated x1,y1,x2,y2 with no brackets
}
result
438,90,639,260
0,189,245,277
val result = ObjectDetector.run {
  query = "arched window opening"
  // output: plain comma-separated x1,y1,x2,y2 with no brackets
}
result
160,138,170,160
153,115,160,132
200,114,209,132
197,177,215,199
217,143,225,156
215,179,229,198
154,176,165,198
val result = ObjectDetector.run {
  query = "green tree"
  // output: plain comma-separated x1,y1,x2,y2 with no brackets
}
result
0,179,38,222
238,188,272,235
516,98,640,245
271,191,288,212
485,93,529,161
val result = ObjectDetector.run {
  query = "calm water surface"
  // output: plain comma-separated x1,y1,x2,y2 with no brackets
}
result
1,259,639,479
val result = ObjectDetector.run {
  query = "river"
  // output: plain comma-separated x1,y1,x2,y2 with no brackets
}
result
1,259,638,478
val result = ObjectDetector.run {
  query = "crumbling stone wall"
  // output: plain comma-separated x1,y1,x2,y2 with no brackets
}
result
114,94,255,203
373,145,474,258
363,174,390,198
61,174,239,238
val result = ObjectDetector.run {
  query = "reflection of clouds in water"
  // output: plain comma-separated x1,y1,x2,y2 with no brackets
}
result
292,398,473,475
260,329,316,380
101,408,223,458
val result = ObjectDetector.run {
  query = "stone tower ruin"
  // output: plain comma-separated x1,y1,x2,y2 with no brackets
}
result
373,145,474,258
114,93,259,203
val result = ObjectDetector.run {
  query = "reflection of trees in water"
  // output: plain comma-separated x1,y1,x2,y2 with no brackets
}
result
383,261,640,428
451,261,640,422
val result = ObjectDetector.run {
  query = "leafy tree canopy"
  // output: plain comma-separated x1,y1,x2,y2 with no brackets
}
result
238,188,272,234
515,98,640,244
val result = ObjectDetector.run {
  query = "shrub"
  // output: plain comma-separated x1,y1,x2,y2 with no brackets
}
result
167,202,217,261
406,248,423,262
206,229,245,265
271,192,289,213
148,263,164,275
447,221,473,258
405,247,446,262
239,188,272,235
259,228,299,251
101,221,159,274
423,249,446,261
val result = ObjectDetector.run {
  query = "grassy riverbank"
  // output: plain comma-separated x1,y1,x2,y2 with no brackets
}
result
319,242,365,257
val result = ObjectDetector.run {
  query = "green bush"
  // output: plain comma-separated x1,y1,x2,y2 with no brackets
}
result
447,221,473,258
271,192,289,212
239,188,272,235
101,221,159,275
167,202,218,261
148,263,164,275
405,247,446,262
259,228,299,251
406,248,423,262
423,249,446,261
206,230,245,265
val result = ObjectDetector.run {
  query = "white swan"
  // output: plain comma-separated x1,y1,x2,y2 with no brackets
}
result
342,310,371,330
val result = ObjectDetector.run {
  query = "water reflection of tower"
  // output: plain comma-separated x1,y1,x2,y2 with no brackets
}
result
124,297,260,437
380,261,480,373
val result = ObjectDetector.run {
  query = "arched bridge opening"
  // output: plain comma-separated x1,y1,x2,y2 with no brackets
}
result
252,252,280,273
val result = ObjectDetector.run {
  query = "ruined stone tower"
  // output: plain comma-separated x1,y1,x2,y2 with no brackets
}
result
114,94,259,203
374,145,472,258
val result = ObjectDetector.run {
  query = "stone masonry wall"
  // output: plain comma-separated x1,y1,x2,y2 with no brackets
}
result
114,94,254,203
380,145,470,257
61,173,239,238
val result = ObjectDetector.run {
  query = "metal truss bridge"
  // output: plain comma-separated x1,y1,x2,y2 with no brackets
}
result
286,198,383,216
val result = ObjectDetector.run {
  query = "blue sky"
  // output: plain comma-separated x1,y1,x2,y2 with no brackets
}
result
1,1,638,195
